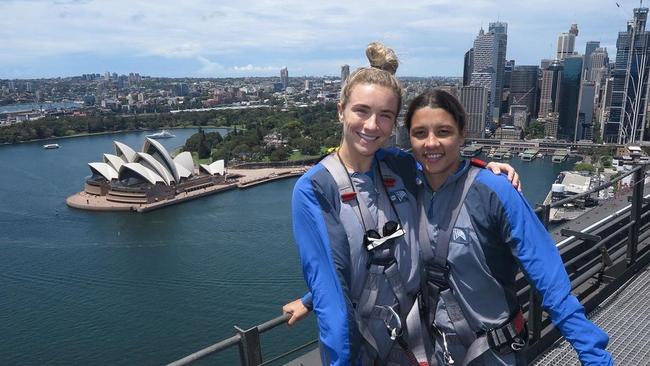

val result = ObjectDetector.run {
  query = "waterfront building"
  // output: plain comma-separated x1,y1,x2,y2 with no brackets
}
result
606,7,650,143
84,139,226,205
539,59,564,118
494,125,522,140
558,55,583,141
460,85,489,138
557,24,579,60
463,48,474,86
341,64,350,85
280,67,289,90
510,65,539,122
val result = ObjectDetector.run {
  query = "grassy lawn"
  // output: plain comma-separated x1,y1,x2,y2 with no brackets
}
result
288,151,321,161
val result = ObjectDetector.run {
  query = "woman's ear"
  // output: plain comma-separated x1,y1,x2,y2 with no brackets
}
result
337,102,344,123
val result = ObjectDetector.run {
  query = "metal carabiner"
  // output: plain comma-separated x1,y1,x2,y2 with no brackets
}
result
510,337,526,351
381,305,403,340
432,324,455,365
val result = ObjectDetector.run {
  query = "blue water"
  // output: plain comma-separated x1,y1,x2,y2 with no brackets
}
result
0,133,575,365
0,102,83,114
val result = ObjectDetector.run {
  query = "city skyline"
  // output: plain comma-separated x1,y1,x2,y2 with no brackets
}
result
0,0,630,79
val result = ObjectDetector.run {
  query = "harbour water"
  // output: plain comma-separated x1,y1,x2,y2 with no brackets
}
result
0,133,576,365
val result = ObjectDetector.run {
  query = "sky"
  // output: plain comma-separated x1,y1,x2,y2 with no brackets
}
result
0,0,640,79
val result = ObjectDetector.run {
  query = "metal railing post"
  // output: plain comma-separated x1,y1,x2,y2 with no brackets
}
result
234,325,263,366
627,164,646,266
528,203,551,342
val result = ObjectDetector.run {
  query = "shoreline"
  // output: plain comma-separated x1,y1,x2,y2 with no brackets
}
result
0,125,233,147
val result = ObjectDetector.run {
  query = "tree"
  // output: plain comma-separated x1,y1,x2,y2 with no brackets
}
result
269,146,289,161
525,120,546,139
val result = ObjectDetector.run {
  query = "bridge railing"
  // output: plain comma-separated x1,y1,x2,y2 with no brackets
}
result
167,163,650,366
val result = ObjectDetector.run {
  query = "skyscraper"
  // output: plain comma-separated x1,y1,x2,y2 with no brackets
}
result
470,28,498,125
577,81,596,140
606,7,650,143
557,24,578,60
503,60,515,89
585,41,601,63
558,55,583,141
539,60,564,118
460,86,489,138
463,48,474,86
489,21,508,118
341,64,350,85
509,65,539,123
280,67,289,90
588,47,609,82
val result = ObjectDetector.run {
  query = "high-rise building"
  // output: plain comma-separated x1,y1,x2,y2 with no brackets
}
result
577,81,596,140
585,41,601,64
588,47,610,82
304,80,312,91
557,24,578,60
539,112,560,139
341,64,350,85
509,65,539,123
489,22,508,118
470,72,495,129
280,67,289,90
471,28,498,124
463,48,474,86
503,60,515,89
606,7,650,143
539,60,564,118
558,55,584,141
460,86,489,138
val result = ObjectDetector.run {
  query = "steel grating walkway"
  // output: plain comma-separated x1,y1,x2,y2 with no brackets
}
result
533,266,650,365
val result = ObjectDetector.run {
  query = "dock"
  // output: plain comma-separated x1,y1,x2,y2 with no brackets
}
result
551,149,570,163
521,148,539,161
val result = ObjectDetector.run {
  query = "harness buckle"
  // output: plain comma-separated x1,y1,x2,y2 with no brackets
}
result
381,305,403,341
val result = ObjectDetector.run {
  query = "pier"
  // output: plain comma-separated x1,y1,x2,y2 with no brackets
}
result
165,162,650,366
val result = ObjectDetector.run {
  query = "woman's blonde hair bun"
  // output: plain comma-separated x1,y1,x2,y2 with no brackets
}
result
365,42,399,75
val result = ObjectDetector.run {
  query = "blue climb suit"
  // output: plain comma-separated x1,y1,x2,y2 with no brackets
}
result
419,160,613,365
292,149,430,365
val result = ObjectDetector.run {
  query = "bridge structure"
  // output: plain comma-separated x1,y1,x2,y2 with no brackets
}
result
167,162,650,366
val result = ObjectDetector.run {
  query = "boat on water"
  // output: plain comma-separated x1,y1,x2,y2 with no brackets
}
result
552,149,570,163
460,144,483,157
146,129,175,139
492,147,510,160
43,143,60,149
521,148,539,161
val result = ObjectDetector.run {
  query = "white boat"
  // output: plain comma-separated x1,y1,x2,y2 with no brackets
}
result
43,143,60,149
146,130,175,139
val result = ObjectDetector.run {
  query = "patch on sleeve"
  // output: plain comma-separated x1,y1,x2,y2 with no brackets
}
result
452,227,470,245
389,189,408,203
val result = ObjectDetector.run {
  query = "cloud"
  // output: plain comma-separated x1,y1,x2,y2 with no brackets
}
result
0,0,632,77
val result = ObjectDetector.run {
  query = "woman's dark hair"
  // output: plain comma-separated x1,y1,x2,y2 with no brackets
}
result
404,89,466,132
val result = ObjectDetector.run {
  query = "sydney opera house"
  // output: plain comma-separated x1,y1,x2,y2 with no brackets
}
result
83,137,227,205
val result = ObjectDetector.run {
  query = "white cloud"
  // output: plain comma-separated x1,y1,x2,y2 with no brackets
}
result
0,0,631,77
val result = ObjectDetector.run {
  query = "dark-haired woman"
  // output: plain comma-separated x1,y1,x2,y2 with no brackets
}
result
406,89,613,365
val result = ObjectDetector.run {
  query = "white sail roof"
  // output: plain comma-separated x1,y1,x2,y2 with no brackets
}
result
134,152,174,186
200,160,225,176
119,163,165,185
88,162,119,181
114,141,137,163
173,151,195,173
103,153,125,172
142,138,179,183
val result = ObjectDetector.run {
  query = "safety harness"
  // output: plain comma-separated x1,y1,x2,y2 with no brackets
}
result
417,166,527,366
321,154,428,366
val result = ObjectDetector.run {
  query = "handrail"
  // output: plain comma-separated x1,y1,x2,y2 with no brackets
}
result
169,163,650,366
167,314,294,366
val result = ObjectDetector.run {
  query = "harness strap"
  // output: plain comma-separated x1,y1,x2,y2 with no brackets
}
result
460,311,526,366
439,289,475,347
321,154,427,364
320,154,377,233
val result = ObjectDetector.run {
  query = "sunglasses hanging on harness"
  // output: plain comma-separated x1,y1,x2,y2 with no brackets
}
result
320,152,427,366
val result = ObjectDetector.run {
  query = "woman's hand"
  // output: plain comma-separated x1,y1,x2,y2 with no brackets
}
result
282,298,310,326
486,162,522,191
